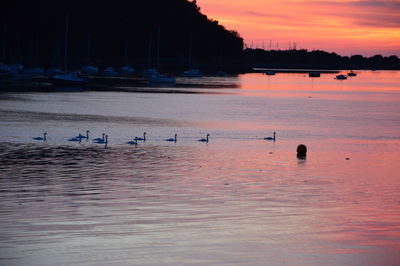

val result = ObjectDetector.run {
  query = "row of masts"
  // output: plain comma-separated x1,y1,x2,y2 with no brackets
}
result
1,13,195,71
245,40,299,51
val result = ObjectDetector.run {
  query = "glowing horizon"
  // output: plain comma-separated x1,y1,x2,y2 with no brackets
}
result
197,0,400,57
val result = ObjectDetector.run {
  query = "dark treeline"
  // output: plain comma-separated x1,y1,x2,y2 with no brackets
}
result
1,0,399,71
1,0,243,69
242,49,400,70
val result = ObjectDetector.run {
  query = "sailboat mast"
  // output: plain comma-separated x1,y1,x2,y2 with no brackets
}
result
156,28,160,69
63,12,69,71
1,22,5,62
147,34,152,67
188,34,192,67
87,33,91,63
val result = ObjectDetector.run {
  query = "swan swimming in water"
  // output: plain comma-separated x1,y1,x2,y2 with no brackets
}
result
198,134,210,142
166,134,177,142
127,137,138,145
33,132,47,141
95,135,108,144
77,130,90,139
136,132,146,141
264,132,276,141
93,133,105,142
68,134,83,142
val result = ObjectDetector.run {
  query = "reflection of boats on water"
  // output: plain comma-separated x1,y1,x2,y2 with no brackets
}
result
148,73,176,84
50,72,90,86
335,74,347,80
182,68,203,77
308,71,320,77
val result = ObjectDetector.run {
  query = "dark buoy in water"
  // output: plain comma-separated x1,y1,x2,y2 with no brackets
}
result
297,144,307,159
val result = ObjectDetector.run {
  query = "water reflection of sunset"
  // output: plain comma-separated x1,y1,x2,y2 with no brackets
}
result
1,70,400,265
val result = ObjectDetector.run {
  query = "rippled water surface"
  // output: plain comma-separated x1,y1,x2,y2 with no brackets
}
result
1,71,400,265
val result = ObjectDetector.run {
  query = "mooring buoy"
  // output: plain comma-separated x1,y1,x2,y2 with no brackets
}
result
297,144,307,159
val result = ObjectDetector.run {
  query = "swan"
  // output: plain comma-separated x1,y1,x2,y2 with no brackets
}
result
33,132,47,141
68,134,83,142
127,137,138,145
198,134,210,142
166,134,177,142
93,133,105,142
264,132,276,141
95,135,108,144
77,130,89,139
136,132,147,141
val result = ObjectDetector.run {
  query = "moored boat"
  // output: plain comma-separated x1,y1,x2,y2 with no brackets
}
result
148,73,176,84
265,71,276,75
101,67,118,77
121,66,135,76
335,74,347,80
142,68,159,78
82,65,99,75
308,71,320,77
347,72,357,77
50,72,90,86
182,68,203,77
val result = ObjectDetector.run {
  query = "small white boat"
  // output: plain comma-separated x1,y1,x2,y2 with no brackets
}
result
82,65,99,74
121,66,135,75
148,73,176,84
50,72,90,86
182,68,203,77
335,74,347,80
101,67,118,76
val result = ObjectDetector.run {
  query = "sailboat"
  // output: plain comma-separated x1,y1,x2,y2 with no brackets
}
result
182,68,203,77
146,28,176,84
121,66,135,75
182,34,203,77
120,41,135,76
50,13,90,86
81,34,99,75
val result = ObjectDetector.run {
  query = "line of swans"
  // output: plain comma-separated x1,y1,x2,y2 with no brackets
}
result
33,132,277,145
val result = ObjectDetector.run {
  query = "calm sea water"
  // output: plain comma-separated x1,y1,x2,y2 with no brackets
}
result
1,71,400,265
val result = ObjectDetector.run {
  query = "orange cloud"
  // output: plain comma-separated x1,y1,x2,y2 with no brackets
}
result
197,0,400,56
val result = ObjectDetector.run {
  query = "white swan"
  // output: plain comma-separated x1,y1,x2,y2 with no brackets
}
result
264,132,276,141
77,130,89,139
198,134,210,142
136,132,146,141
93,133,105,142
95,135,108,144
33,132,47,141
127,137,138,145
68,134,83,142
166,134,177,142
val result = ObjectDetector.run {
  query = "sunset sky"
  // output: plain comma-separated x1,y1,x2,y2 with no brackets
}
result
197,0,400,57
